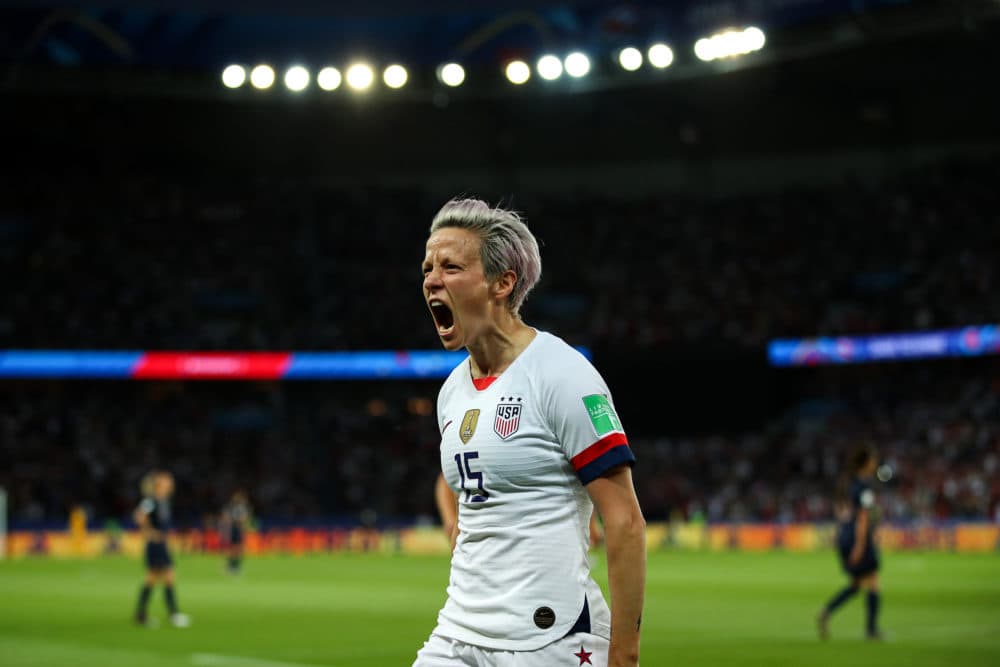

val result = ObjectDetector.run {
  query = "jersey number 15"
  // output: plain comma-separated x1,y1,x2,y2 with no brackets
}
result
454,452,488,503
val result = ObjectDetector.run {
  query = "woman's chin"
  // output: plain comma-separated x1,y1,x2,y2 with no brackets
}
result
438,328,463,350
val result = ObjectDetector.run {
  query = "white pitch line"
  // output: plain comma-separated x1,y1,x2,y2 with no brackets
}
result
191,653,333,667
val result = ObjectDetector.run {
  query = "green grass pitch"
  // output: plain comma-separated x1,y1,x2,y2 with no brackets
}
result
1,551,998,666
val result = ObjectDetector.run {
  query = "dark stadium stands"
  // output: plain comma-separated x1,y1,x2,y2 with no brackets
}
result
3,359,998,526
2,159,997,351
2,150,999,527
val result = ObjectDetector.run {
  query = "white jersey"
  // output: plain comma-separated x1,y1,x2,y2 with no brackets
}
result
432,330,634,651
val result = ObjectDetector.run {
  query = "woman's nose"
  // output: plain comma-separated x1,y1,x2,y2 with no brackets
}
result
424,268,442,289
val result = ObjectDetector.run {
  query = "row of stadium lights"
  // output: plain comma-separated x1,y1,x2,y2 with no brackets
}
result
221,26,766,92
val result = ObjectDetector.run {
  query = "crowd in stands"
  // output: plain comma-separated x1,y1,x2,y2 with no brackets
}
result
1,158,997,351
3,362,998,527
1,382,443,527
2,156,999,527
634,362,1000,524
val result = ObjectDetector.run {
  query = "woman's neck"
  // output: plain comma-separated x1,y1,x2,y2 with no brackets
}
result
467,317,536,378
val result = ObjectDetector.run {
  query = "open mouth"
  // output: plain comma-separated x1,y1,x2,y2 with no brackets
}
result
429,299,455,336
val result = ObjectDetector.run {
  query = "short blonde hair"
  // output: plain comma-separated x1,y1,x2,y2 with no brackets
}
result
140,472,156,497
140,469,171,496
430,198,542,314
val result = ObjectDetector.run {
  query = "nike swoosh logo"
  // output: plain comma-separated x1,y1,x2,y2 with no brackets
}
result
442,420,453,434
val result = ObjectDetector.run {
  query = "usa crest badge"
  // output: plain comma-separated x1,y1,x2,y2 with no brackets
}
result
494,397,522,440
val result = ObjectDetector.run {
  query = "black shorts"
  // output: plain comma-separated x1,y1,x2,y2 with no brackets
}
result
145,541,174,571
229,527,243,545
838,542,879,578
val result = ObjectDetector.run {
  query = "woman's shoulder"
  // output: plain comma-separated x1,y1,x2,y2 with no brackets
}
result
531,331,597,369
526,331,604,390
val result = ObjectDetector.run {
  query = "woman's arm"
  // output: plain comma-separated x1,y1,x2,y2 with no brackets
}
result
849,508,869,564
435,473,459,551
134,507,160,541
587,465,645,667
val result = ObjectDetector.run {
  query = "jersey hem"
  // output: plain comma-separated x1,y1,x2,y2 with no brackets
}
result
430,620,605,652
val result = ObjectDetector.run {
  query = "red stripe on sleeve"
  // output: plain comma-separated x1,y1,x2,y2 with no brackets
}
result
571,432,629,471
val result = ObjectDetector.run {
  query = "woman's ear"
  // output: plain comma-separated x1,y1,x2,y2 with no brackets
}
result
492,270,518,303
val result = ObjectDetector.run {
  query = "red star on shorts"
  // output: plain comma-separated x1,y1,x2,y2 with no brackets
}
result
574,644,593,665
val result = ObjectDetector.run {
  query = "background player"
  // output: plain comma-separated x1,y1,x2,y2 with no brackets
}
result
133,470,191,628
817,447,883,640
220,490,252,575
415,198,645,667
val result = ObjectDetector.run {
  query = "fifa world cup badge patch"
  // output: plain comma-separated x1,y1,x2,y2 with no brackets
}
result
583,394,623,437
460,409,480,444
493,396,523,439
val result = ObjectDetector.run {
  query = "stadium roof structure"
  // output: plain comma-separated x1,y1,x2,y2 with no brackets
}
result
2,0,998,99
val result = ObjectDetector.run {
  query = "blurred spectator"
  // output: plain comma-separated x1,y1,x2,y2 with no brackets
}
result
2,157,999,526
0,382,443,526
1,159,997,351
2,363,997,526
633,363,1000,524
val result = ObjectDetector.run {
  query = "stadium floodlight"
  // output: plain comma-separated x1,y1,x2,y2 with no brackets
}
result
744,26,766,51
694,37,716,62
317,67,342,91
505,60,531,85
346,63,375,91
437,62,465,87
648,43,674,69
536,54,563,81
618,47,643,71
564,52,591,78
249,64,276,90
696,26,766,61
720,30,746,56
383,64,408,89
283,65,310,92
221,64,247,89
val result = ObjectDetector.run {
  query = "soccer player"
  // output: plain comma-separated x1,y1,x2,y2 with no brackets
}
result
414,199,646,667
220,490,252,575
133,470,191,628
817,447,883,640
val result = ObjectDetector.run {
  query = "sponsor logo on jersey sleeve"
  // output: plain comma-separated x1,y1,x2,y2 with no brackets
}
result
459,409,480,444
582,394,623,437
493,396,523,439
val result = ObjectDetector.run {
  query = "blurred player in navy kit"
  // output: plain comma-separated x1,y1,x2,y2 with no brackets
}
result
133,470,191,628
220,490,252,575
817,447,883,640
